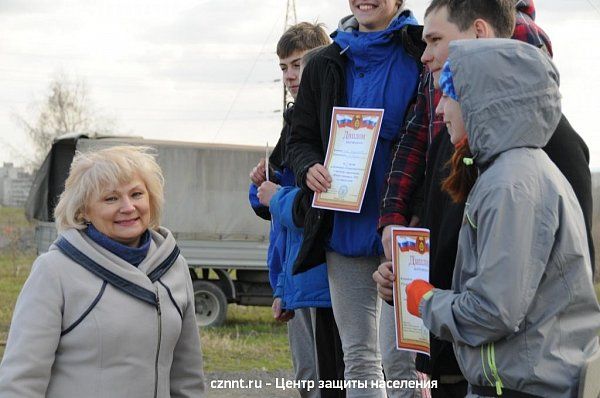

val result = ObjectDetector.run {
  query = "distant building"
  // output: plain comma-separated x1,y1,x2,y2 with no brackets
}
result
0,163,33,207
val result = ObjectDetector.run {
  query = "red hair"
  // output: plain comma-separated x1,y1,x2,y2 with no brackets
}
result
441,137,478,203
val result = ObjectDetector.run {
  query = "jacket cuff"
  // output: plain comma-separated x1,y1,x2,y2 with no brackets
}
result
378,213,408,233
274,273,285,298
418,289,435,318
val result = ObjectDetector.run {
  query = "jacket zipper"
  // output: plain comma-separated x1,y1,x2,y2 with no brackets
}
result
480,343,503,395
487,342,503,395
154,286,162,398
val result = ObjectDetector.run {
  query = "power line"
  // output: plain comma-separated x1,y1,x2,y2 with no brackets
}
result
211,10,281,142
586,0,600,17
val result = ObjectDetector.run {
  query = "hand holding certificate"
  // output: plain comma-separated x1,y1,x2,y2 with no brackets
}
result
312,107,384,213
392,227,430,355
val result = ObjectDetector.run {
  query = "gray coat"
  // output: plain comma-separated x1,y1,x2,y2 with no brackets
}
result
420,39,600,397
0,227,205,397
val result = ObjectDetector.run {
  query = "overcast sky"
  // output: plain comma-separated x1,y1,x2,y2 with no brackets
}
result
1,0,599,168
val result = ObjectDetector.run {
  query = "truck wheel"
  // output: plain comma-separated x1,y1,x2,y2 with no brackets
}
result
193,280,227,327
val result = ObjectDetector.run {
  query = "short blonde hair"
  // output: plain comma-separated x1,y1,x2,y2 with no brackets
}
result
54,145,165,231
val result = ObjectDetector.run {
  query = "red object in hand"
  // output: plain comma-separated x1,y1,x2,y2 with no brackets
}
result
406,279,434,318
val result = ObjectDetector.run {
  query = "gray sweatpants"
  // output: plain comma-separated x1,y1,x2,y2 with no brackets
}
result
288,307,320,398
326,251,386,398
380,301,422,398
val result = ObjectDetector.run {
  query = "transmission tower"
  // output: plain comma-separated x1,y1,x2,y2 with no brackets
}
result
285,0,297,29
283,0,297,110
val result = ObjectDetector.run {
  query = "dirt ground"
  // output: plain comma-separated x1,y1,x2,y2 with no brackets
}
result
205,371,301,398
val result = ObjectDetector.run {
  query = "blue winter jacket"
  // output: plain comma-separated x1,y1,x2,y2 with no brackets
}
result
269,185,331,309
249,168,294,290
249,169,331,309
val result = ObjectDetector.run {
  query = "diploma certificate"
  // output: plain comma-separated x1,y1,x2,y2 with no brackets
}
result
312,107,384,213
392,227,430,355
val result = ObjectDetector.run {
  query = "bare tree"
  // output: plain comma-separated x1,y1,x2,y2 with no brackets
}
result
12,72,115,168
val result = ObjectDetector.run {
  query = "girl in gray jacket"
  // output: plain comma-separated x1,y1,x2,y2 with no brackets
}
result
406,39,600,398
0,146,205,397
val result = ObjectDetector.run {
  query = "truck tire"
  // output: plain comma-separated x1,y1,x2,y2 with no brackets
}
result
193,280,227,327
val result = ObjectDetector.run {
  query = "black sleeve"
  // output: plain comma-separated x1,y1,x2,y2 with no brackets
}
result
269,119,288,172
252,205,271,221
408,181,425,223
544,114,595,272
291,189,312,228
287,58,325,191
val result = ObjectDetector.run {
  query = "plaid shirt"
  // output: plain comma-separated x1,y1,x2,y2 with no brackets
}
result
378,0,553,229
515,0,553,57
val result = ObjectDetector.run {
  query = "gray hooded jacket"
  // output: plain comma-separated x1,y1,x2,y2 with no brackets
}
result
420,39,600,397
0,227,205,397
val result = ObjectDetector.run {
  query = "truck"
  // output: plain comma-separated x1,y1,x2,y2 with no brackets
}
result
26,134,273,327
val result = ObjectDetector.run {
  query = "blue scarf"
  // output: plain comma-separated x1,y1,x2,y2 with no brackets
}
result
85,224,151,266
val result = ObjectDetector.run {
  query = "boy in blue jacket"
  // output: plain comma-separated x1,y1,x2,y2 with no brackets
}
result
248,23,344,398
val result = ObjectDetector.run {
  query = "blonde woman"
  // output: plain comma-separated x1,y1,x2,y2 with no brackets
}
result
0,146,205,397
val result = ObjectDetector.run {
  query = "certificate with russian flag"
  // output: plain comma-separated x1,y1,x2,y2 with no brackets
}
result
312,107,383,213
392,227,430,355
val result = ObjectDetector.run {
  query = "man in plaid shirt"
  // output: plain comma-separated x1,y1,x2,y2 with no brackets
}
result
376,1,594,397
378,0,553,251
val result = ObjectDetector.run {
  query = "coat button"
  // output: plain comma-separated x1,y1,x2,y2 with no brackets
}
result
358,72,365,78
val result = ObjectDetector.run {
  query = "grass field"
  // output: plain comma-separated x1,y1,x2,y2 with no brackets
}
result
0,207,37,359
0,206,292,372
202,305,291,372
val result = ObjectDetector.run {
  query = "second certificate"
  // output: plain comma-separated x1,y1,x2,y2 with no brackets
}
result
312,107,384,213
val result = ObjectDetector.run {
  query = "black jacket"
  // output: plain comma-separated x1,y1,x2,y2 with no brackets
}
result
269,105,294,172
288,23,425,274
544,115,594,268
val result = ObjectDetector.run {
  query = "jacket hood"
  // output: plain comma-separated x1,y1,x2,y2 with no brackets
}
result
52,226,178,290
334,10,418,62
448,39,561,166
